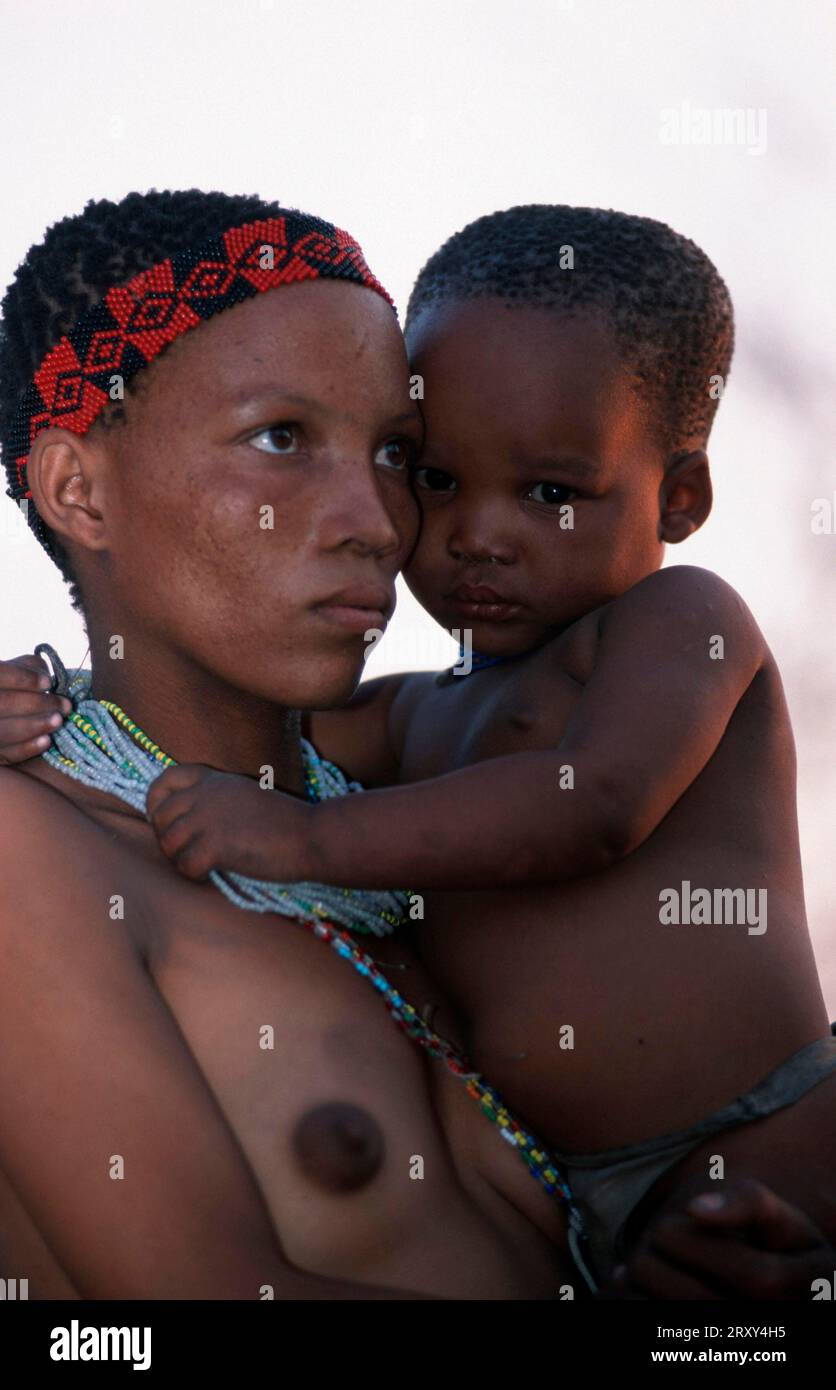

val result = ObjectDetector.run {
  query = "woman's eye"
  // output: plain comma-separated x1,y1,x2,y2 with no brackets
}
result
250,424,299,455
374,438,417,471
412,466,457,493
528,482,577,505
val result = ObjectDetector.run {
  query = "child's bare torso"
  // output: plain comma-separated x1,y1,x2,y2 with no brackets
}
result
388,602,829,1157
0,764,568,1299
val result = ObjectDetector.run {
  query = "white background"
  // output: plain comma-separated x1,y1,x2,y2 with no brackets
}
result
0,0,833,1009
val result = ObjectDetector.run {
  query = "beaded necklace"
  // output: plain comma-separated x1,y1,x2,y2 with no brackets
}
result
44,673,410,938
35,645,597,1291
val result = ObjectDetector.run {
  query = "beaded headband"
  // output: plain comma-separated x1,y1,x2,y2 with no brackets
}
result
3,213,395,558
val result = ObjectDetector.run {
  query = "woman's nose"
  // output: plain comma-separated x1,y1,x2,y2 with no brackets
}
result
326,460,416,559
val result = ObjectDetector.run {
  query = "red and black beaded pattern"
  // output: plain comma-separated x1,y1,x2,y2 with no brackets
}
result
3,214,395,557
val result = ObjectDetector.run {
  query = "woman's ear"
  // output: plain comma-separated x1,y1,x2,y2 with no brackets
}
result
658,448,713,543
26,429,109,553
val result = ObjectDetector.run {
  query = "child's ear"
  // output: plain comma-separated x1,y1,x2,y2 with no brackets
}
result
657,449,712,543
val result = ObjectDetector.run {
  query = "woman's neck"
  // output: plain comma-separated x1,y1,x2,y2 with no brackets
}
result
84,633,306,797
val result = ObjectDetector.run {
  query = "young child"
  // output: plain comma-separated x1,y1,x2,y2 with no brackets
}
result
3,205,835,1291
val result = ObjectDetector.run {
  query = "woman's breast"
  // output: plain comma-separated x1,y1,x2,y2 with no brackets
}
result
144,875,566,1294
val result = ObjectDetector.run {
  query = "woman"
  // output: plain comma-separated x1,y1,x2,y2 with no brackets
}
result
0,188,573,1299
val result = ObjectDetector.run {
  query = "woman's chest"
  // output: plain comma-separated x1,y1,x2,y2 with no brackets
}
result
144,876,567,1262
142,880,446,1245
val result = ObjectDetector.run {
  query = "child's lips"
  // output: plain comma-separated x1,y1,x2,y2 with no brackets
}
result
446,584,524,622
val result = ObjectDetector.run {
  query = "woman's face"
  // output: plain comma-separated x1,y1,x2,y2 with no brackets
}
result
84,280,423,709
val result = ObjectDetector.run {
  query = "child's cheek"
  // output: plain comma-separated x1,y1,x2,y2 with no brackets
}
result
403,541,443,609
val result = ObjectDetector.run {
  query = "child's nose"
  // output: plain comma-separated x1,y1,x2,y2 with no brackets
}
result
449,532,516,565
446,498,517,565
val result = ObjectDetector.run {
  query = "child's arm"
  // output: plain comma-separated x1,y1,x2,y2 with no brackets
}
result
0,655,74,763
146,567,766,889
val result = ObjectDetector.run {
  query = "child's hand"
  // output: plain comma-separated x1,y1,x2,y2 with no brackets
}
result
608,1178,835,1300
146,763,314,883
0,654,73,764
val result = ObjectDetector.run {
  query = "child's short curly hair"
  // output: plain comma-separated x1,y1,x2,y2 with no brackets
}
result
406,204,734,455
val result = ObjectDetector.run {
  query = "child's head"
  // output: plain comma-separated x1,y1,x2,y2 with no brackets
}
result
402,204,734,655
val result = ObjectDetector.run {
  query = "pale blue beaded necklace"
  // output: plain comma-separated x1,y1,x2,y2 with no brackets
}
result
37,647,410,938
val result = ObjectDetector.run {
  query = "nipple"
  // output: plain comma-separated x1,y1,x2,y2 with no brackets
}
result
292,1102,385,1193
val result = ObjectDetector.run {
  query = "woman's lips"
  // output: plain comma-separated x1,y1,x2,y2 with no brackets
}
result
314,604,388,632
312,582,392,633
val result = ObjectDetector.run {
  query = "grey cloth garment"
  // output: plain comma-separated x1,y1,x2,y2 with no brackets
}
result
550,1032,836,1282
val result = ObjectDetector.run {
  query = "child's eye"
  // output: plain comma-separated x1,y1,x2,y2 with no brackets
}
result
374,438,418,471
250,424,300,455
413,466,457,493
527,482,577,505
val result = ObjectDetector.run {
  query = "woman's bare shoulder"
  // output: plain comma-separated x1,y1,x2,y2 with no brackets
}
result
0,763,125,934
0,761,91,851
0,762,59,836
0,759,69,802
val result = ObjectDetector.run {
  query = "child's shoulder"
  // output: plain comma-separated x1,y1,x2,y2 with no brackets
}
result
613,564,756,612
530,566,768,690
599,565,767,658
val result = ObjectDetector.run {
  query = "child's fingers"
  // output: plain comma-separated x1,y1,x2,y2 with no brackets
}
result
0,652,72,751
145,765,205,818
0,655,53,691
0,690,72,720
0,732,55,765
152,809,220,881
146,790,198,836
150,806,197,856
151,817,216,880
686,1179,823,1252
156,822,197,867
0,711,68,767
169,835,215,882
